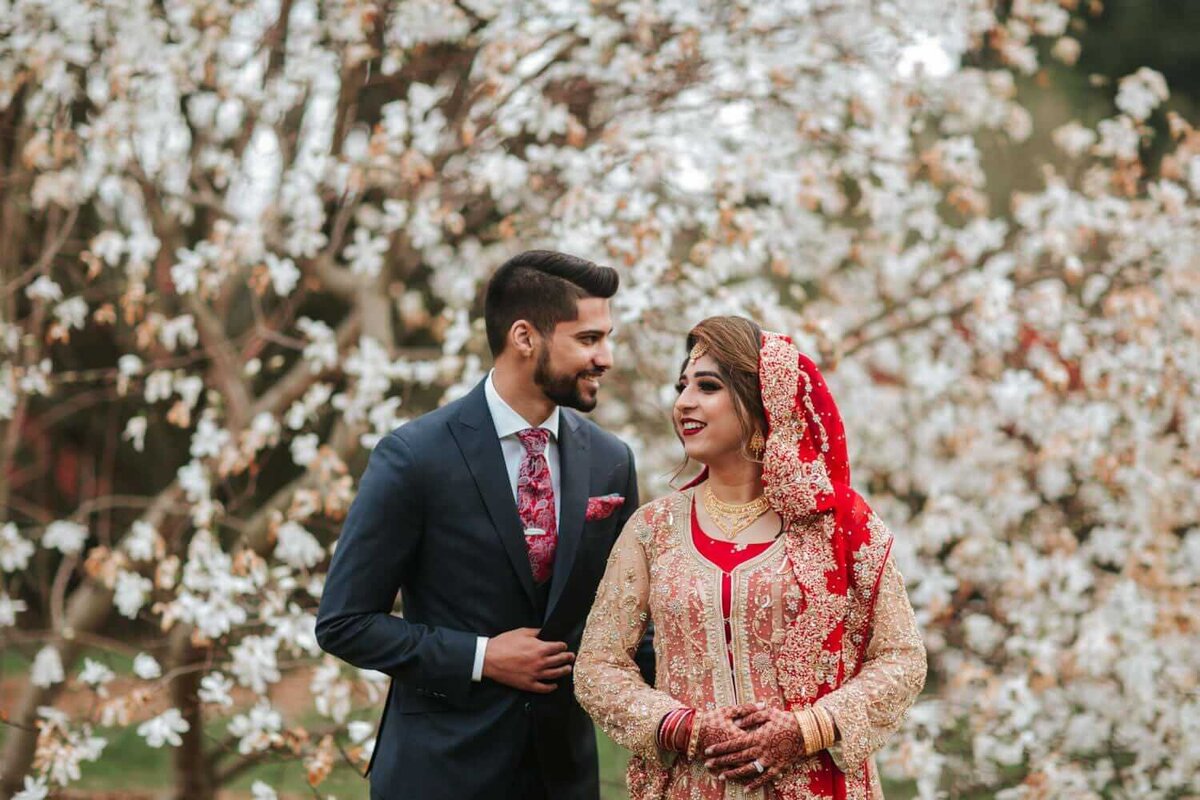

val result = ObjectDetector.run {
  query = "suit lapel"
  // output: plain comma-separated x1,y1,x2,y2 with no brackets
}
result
447,381,539,610
545,410,590,622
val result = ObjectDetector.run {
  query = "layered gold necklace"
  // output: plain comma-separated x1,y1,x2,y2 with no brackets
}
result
702,483,771,540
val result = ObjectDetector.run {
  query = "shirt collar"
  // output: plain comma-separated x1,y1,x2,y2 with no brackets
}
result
484,370,560,441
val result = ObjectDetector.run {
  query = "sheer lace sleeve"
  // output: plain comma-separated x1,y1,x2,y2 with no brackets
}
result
816,555,927,771
575,511,685,759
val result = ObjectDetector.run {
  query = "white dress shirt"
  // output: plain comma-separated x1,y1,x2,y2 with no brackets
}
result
473,370,562,681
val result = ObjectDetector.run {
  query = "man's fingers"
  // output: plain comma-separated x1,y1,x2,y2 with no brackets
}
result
537,664,573,680
542,651,575,668
538,640,569,655
527,680,557,694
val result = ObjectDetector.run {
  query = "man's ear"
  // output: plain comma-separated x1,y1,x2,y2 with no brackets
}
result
509,320,539,357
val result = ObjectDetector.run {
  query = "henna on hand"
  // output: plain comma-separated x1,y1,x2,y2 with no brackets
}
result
689,703,761,760
704,706,805,790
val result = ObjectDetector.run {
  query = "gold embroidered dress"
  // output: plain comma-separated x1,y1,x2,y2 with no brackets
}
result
575,333,926,800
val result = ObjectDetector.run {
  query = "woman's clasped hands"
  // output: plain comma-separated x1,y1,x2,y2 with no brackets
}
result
701,703,809,792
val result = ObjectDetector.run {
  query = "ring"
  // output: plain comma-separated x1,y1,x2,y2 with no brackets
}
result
752,759,765,774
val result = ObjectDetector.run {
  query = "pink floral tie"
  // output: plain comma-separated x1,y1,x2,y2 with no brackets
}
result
516,428,557,584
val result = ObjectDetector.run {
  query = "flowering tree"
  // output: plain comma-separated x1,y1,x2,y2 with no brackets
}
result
1,0,1197,798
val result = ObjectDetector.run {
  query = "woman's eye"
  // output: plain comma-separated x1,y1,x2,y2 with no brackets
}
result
674,382,685,394
698,381,722,392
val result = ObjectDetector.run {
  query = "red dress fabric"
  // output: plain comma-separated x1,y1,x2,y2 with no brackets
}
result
690,499,772,666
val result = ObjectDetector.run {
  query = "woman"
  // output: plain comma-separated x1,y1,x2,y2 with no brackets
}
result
575,316,926,800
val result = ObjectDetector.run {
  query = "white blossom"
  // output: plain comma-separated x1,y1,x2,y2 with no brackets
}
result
198,671,235,707
230,635,281,694
123,521,161,562
31,646,65,688
78,659,115,695
12,775,49,800
113,570,153,619
0,522,35,572
290,433,320,466
228,700,283,754
274,521,324,569
1115,67,1169,121
342,227,388,278
0,592,29,627
25,276,62,302
122,416,148,452
132,653,162,680
137,708,190,748
250,781,278,800
266,253,300,296
42,521,87,555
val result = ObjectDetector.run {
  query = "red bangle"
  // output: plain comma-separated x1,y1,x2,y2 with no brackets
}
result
657,708,694,752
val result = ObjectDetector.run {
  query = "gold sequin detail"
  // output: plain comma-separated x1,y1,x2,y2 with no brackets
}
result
574,491,926,800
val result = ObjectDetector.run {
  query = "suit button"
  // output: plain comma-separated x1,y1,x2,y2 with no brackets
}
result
524,701,532,713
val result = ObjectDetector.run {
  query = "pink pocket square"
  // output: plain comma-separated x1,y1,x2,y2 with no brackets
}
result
585,494,625,521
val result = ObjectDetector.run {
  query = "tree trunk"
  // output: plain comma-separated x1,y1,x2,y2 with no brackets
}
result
167,626,214,800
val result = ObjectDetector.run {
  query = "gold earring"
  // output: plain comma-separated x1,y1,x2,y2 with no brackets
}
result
748,429,765,458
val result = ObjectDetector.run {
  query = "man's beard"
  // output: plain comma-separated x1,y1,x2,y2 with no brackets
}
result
534,347,601,412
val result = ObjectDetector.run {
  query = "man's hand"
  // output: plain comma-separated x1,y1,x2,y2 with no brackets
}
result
482,628,574,693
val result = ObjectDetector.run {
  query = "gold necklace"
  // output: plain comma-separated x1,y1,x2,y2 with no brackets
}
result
702,483,771,540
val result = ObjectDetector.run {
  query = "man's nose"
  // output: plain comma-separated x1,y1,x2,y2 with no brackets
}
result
594,340,613,370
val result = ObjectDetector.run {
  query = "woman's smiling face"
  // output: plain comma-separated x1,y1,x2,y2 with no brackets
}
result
673,354,747,466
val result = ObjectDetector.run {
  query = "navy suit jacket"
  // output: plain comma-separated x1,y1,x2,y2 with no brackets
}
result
316,379,644,800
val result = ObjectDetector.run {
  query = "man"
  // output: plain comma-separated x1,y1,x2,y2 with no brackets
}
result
316,250,646,800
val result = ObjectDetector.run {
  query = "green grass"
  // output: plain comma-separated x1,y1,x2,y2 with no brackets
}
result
0,723,920,798
0,651,917,800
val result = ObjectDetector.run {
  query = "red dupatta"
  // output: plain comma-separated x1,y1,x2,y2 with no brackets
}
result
761,332,893,799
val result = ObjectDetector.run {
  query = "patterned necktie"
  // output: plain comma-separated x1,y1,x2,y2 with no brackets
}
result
516,428,557,584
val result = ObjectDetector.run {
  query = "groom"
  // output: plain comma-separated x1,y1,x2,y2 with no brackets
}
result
316,250,646,800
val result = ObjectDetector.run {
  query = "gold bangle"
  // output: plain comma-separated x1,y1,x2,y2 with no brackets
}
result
686,713,702,761
812,706,831,751
807,709,824,754
816,707,836,750
794,709,818,755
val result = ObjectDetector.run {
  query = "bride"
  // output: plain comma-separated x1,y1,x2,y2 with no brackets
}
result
575,316,926,799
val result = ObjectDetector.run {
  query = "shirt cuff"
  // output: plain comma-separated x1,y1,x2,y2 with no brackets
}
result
472,636,488,682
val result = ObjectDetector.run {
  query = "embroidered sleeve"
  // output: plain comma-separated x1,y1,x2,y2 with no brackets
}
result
816,556,927,771
575,511,685,760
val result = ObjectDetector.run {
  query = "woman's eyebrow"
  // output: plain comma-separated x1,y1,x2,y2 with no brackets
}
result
693,371,723,380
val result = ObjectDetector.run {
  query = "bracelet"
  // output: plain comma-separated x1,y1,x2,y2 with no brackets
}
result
793,708,828,755
658,708,696,753
792,709,814,755
814,706,836,750
686,711,703,761
674,710,695,753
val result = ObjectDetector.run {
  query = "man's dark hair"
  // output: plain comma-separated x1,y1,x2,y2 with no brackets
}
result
484,250,619,356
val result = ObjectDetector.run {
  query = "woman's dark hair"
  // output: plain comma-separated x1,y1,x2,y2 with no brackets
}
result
680,315,767,460
484,250,618,356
